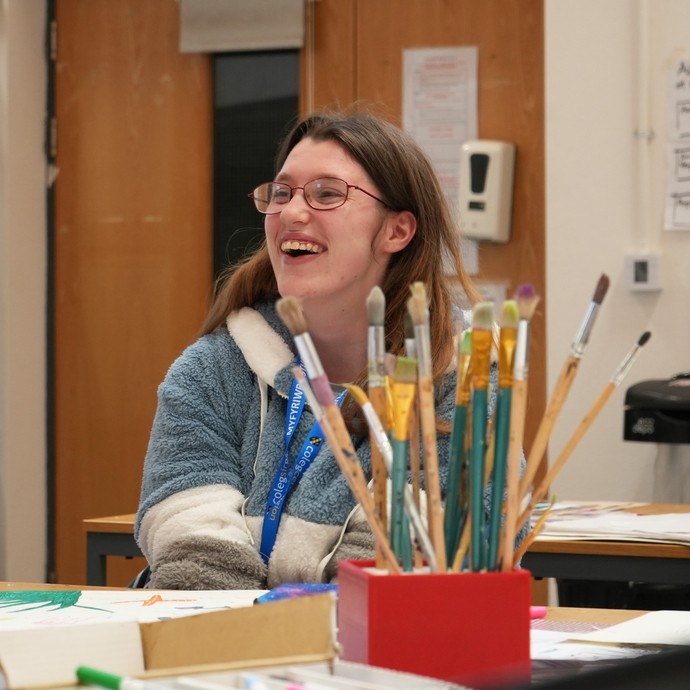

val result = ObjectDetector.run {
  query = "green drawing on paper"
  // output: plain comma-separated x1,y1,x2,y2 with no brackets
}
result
0,590,112,613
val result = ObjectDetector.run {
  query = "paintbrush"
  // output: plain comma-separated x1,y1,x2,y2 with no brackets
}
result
512,496,556,566
444,327,472,566
517,330,652,533
469,301,494,571
500,283,540,571
367,286,389,568
518,273,610,505
403,311,424,567
406,282,446,571
276,296,401,574
404,311,417,358
486,299,519,571
344,381,438,571
388,355,418,570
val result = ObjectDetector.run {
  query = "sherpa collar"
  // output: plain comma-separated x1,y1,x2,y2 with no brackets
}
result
226,306,296,397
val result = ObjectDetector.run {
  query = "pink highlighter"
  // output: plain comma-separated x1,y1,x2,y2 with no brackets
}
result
530,605,548,619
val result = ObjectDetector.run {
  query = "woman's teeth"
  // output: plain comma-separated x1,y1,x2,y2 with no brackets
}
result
281,240,324,255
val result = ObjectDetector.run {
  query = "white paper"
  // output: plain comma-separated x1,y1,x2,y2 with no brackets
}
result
532,631,646,662
664,57,690,230
568,610,690,646
534,511,690,546
0,620,144,688
402,46,479,274
0,589,266,629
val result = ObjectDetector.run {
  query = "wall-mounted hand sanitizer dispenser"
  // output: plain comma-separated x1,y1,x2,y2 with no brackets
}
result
458,140,515,243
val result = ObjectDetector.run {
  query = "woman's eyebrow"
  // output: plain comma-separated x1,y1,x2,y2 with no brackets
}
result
274,173,340,183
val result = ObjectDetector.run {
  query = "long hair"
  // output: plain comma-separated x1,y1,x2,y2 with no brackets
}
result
201,109,481,383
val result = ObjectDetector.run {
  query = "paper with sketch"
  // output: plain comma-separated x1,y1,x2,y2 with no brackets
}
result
531,629,650,662
0,588,266,628
534,511,690,546
567,610,690,646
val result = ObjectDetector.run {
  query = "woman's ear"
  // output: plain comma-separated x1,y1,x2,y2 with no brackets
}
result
380,210,417,254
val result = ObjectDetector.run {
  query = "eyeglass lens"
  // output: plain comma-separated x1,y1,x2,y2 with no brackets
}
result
252,178,349,214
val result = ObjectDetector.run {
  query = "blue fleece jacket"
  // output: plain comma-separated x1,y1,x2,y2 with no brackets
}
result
135,298,514,589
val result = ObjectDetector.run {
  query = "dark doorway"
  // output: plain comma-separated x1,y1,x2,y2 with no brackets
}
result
213,51,299,280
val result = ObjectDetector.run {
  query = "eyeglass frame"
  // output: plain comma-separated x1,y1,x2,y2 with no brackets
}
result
248,176,391,214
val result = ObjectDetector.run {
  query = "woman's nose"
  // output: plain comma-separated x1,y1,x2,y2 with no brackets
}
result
279,188,311,220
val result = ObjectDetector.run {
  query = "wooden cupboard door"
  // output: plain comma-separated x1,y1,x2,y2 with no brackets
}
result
306,0,546,465
53,0,212,585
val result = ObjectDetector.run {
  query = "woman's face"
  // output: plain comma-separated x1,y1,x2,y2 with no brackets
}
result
264,137,413,313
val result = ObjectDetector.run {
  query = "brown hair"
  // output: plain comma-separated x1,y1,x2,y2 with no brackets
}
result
201,109,481,383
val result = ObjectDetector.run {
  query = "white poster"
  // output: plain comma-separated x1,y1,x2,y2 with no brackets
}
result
664,57,690,230
402,47,479,273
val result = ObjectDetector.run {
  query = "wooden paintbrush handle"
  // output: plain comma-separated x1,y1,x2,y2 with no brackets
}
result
418,378,447,572
407,403,424,568
501,379,528,571
323,404,401,574
519,356,580,501
368,385,389,568
517,382,617,535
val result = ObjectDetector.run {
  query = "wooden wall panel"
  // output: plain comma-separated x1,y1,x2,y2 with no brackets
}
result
301,0,356,113
54,0,212,585
305,0,546,465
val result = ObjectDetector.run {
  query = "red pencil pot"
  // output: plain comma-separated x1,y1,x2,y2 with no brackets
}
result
337,560,532,689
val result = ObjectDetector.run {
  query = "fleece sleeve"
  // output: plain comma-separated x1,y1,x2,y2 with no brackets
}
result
138,485,268,590
135,333,267,589
322,505,374,582
136,333,256,517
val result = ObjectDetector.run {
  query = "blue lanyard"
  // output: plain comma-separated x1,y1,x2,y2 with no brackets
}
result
259,366,346,564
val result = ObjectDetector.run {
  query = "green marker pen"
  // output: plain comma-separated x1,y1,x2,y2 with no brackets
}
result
76,666,228,690
76,666,175,690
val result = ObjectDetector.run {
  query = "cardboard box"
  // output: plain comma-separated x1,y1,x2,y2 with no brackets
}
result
0,592,337,689
337,560,531,690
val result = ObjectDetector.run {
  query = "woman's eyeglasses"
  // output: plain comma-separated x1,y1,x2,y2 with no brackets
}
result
249,177,389,214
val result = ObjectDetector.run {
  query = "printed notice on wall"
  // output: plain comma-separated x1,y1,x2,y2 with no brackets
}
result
403,46,479,273
664,57,690,230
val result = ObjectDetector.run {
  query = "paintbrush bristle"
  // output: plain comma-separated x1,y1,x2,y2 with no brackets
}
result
593,273,610,305
501,299,519,329
406,282,429,327
276,296,308,337
471,301,494,331
638,330,651,347
393,355,418,383
367,285,386,327
515,283,540,321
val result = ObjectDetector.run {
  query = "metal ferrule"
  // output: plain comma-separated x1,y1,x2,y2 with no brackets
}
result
611,345,642,386
571,303,600,358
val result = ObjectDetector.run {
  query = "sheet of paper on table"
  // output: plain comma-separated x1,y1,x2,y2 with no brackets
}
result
534,507,690,546
565,610,690,646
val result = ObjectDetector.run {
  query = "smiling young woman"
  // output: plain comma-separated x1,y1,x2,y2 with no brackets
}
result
133,108,487,591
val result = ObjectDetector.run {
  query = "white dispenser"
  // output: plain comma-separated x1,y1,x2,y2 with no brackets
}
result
458,140,515,243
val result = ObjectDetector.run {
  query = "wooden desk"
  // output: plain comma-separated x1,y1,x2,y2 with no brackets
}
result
83,513,141,585
0,581,652,689
522,502,690,585
86,502,690,588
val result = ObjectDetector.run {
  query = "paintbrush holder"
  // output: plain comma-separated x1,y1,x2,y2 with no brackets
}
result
337,560,531,690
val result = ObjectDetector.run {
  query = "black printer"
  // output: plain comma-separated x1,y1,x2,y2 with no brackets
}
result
624,373,690,444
